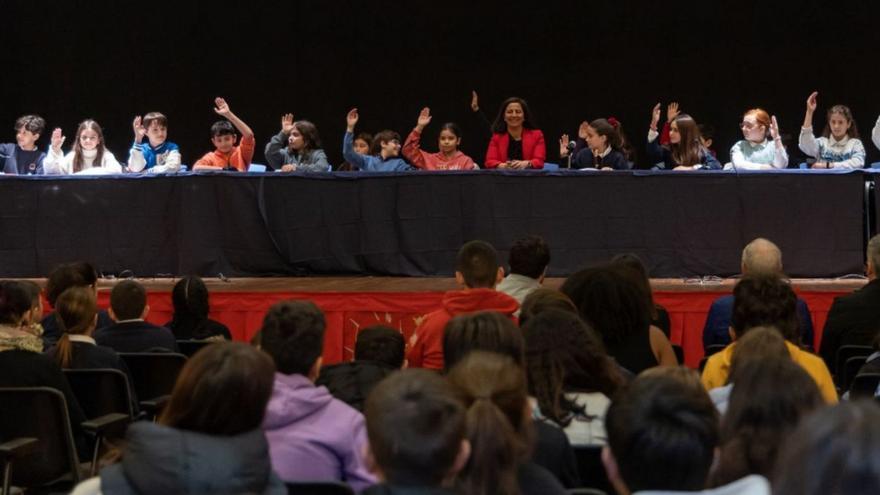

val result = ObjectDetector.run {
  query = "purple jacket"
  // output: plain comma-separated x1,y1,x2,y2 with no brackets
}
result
262,373,376,492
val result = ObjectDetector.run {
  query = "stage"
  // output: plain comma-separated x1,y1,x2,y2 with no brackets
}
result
45,276,866,369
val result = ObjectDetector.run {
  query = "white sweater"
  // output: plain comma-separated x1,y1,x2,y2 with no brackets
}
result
798,127,866,169
44,148,122,175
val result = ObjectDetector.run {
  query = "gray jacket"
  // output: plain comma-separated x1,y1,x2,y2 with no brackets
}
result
264,131,331,172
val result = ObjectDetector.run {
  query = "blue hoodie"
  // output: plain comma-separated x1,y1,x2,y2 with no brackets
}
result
342,132,413,172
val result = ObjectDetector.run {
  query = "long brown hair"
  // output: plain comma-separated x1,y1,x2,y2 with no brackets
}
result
669,114,703,166
72,120,106,173
822,104,860,139
447,351,532,495
52,286,97,369
159,342,275,435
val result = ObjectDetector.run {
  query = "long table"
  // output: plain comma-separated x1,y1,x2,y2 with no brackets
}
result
0,169,869,278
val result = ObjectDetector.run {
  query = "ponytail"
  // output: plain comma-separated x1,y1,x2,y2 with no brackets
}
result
52,286,97,368
54,333,74,369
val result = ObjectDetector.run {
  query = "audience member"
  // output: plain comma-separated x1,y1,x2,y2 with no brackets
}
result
496,236,550,313
518,288,577,327
773,401,880,495
407,240,518,370
610,253,671,337
362,369,470,495
524,310,627,447
42,261,113,347
561,264,677,373
701,275,837,403
259,300,375,490
703,238,814,351
317,325,404,411
71,342,285,494
17,280,44,336
94,280,178,352
820,233,880,372
164,276,231,341
447,351,567,495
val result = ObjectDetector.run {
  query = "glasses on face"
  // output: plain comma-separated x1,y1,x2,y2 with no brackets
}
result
740,121,757,130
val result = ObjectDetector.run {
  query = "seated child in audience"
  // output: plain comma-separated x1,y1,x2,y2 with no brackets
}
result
42,261,113,348
361,369,470,495
402,107,475,170
799,91,865,169
647,103,720,170
193,97,255,171
265,113,331,172
94,280,178,353
49,286,130,374
559,118,633,170
342,108,412,171
337,132,372,171
17,280,44,336
165,275,231,341
259,300,376,491
317,325,404,411
127,112,181,173
70,342,285,495
728,108,788,170
0,114,46,174
43,120,122,175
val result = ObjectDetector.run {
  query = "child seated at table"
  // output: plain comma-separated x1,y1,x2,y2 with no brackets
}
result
193,98,255,172
128,112,182,173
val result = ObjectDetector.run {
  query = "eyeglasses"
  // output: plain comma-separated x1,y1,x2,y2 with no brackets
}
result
740,122,758,130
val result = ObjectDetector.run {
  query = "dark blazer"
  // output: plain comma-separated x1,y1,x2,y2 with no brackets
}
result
0,143,45,174
485,129,546,169
42,309,114,348
165,318,231,341
48,340,140,413
94,320,179,353
820,279,880,372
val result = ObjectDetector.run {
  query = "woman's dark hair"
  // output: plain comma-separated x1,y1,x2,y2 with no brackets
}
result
0,281,32,325
443,311,523,371
711,357,823,487
518,288,577,327
159,342,275,435
293,120,323,153
491,97,537,134
822,104,860,139
668,114,704,167
523,310,626,427
773,401,880,495
52,286,98,369
45,261,99,307
560,264,651,345
610,253,658,320
731,275,799,343
169,276,221,340
447,351,532,495
439,122,463,139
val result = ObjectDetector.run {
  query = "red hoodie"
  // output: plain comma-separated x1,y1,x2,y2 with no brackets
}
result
406,288,520,370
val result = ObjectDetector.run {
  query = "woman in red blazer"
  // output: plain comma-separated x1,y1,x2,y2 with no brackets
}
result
484,97,546,169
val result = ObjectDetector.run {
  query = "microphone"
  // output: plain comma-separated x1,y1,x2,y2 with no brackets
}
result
566,141,576,152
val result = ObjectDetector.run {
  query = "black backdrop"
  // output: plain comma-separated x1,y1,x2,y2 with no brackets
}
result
1,1,879,169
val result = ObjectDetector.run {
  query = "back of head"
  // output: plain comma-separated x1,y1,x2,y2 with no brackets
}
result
456,240,500,289
446,351,531,495
365,369,466,486
605,367,719,493
442,311,523,371
741,238,783,275
160,342,275,435
560,265,651,344
518,288,577,327
259,300,325,375
46,261,98,307
354,325,405,368
773,401,880,495
610,254,658,319
728,325,790,383
731,275,799,342
0,280,32,325
171,276,210,322
210,120,236,138
507,236,550,280
523,309,624,426
867,234,880,276
110,280,147,321
713,357,823,486
55,286,97,336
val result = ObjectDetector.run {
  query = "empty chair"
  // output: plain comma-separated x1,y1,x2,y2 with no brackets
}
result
835,345,873,384
850,373,880,400
119,353,187,416
841,356,869,392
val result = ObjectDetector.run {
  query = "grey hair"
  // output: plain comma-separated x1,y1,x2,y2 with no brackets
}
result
741,238,783,275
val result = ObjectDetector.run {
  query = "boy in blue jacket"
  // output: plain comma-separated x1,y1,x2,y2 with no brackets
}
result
1,115,46,174
343,108,412,171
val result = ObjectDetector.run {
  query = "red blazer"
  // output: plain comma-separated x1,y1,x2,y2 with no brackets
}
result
484,129,546,169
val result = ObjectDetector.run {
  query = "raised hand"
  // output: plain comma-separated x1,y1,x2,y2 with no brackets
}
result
346,108,359,130
559,134,570,157
770,115,781,141
416,107,432,129
471,90,479,112
578,121,590,140
806,92,818,113
281,113,295,134
50,128,65,152
132,116,146,143
214,97,231,117
666,102,680,123
651,103,662,129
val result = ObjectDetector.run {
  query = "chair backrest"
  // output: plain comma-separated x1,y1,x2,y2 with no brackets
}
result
671,344,684,365
850,373,880,400
842,356,869,392
573,445,613,494
0,387,81,487
119,353,187,401
835,345,873,382
176,340,214,358
63,368,134,418
285,480,355,495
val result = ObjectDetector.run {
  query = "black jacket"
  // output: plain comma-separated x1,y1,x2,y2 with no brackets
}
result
316,360,396,412
94,321,179,353
820,279,880,372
